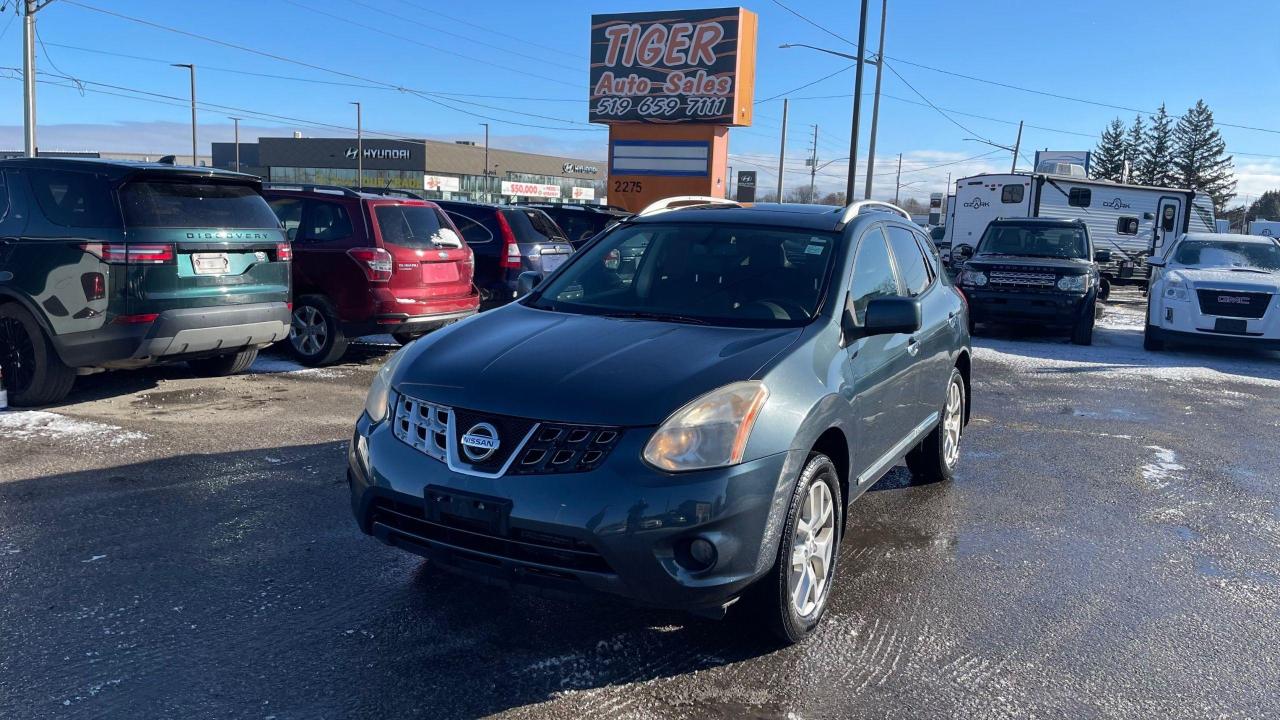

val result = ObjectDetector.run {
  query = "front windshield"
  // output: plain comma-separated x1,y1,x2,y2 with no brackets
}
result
1172,239,1280,271
527,222,840,327
977,224,1087,259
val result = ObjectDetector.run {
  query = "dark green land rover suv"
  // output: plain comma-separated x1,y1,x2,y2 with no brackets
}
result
0,158,291,405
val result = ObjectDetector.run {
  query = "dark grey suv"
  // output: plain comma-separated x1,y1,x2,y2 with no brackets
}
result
348,199,972,643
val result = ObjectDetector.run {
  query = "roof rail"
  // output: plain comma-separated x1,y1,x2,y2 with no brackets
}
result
354,186,425,200
262,182,362,198
837,200,911,227
637,195,741,217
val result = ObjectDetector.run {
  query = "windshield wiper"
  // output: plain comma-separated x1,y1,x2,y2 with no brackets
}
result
600,310,711,325
1227,267,1275,274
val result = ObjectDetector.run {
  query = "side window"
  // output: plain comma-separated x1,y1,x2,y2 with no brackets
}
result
886,226,932,297
28,169,117,228
446,211,493,245
849,228,902,324
912,230,941,281
1001,184,1024,204
1068,188,1091,207
1116,216,1139,235
1161,205,1177,232
268,198,304,242
300,200,353,243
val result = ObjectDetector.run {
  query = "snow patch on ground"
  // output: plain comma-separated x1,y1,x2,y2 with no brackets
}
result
248,356,348,378
0,411,145,445
1141,445,1186,489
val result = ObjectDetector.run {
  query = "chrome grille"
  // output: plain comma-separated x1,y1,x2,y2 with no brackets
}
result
989,270,1057,288
392,394,450,463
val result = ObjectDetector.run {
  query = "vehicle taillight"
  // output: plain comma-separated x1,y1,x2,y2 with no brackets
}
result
81,243,174,264
276,243,293,262
347,247,394,282
113,313,159,325
81,272,106,301
496,213,522,270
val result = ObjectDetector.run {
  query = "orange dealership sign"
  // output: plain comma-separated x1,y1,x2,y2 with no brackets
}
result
589,7,757,126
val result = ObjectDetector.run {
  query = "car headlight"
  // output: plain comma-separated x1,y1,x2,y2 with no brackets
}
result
364,347,409,424
643,381,769,473
959,270,988,287
1164,284,1190,301
1057,274,1088,292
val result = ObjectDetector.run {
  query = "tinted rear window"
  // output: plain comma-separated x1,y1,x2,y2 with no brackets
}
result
121,181,280,229
374,205,461,249
505,208,567,242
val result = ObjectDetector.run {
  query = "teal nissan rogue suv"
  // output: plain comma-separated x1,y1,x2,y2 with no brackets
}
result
0,158,291,405
348,198,972,644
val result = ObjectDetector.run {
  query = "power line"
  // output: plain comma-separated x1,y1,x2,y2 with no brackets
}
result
59,0,599,132
395,0,584,62
757,63,853,104
768,0,859,50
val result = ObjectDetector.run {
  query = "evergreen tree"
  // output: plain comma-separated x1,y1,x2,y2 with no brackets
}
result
1092,118,1127,182
1123,114,1146,183
1137,103,1177,187
1174,99,1236,210
1249,190,1280,221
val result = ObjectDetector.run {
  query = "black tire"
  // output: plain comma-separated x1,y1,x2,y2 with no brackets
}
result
288,295,348,366
1071,301,1095,345
1143,325,1165,352
391,330,423,346
187,347,258,377
0,302,76,406
906,367,966,483
1099,277,1112,302
746,453,843,646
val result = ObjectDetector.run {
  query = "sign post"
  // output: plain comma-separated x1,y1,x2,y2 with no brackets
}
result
590,7,758,212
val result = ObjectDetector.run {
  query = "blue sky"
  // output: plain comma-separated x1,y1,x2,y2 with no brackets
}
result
3,0,1278,205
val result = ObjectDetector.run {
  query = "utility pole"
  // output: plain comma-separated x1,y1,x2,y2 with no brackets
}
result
171,64,197,165
1011,120,1023,173
21,0,53,157
350,101,362,188
228,117,241,172
893,153,903,205
863,0,887,199
727,164,734,200
776,97,788,201
481,122,490,202
808,124,819,198
846,0,870,201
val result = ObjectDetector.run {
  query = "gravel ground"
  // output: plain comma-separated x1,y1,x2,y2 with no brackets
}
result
2,290,1278,719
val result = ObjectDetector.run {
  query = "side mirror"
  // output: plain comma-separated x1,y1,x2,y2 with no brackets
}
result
1094,250,1112,263
515,271,543,298
1147,257,1166,268
864,297,922,337
955,244,974,261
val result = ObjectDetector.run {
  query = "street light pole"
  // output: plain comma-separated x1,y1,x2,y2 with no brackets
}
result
172,64,197,165
22,0,41,157
481,122,490,202
894,153,903,205
1011,120,1024,173
847,0,870,202
350,101,362,188
228,117,241,172
863,0,887,200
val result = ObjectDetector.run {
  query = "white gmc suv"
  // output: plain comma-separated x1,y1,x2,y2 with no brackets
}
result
1145,232,1280,351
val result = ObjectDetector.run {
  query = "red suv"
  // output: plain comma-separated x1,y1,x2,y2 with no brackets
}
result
263,185,479,365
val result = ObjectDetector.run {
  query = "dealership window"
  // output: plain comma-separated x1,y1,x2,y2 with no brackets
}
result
1068,188,1091,207
1001,184,1024,204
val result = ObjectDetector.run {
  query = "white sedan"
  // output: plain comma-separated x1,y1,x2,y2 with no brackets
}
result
1145,232,1280,351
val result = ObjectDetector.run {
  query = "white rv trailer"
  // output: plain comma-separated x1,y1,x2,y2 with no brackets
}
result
1248,220,1280,238
946,172,1216,285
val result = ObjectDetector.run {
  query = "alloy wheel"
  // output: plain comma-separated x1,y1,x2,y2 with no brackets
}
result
290,305,329,357
943,378,964,468
788,479,836,617
0,317,36,395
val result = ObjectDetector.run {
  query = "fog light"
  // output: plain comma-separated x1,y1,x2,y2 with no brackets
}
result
676,537,718,573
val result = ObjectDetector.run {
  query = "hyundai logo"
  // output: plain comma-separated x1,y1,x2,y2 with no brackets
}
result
1102,197,1131,209
345,147,359,160
460,422,500,462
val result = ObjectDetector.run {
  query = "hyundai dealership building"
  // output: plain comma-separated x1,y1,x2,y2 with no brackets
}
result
211,136,604,203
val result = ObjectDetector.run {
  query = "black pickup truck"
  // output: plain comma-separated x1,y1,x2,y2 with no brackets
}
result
955,217,1110,345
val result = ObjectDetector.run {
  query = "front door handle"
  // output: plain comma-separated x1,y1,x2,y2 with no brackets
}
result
906,337,920,356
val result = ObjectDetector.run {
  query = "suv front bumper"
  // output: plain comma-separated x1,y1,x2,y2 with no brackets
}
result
965,288,1091,326
347,412,799,611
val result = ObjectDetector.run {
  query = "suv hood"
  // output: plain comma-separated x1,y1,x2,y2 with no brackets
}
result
967,255,1092,272
1167,267,1280,292
394,303,802,426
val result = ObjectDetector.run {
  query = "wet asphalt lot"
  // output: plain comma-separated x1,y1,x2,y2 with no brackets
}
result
2,289,1279,720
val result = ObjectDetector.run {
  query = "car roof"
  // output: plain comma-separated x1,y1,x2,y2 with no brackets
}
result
1183,231,1278,244
0,156,258,181
989,217,1084,225
627,202,863,232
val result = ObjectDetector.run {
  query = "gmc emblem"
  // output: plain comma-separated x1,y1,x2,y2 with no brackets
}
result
1217,295,1250,305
